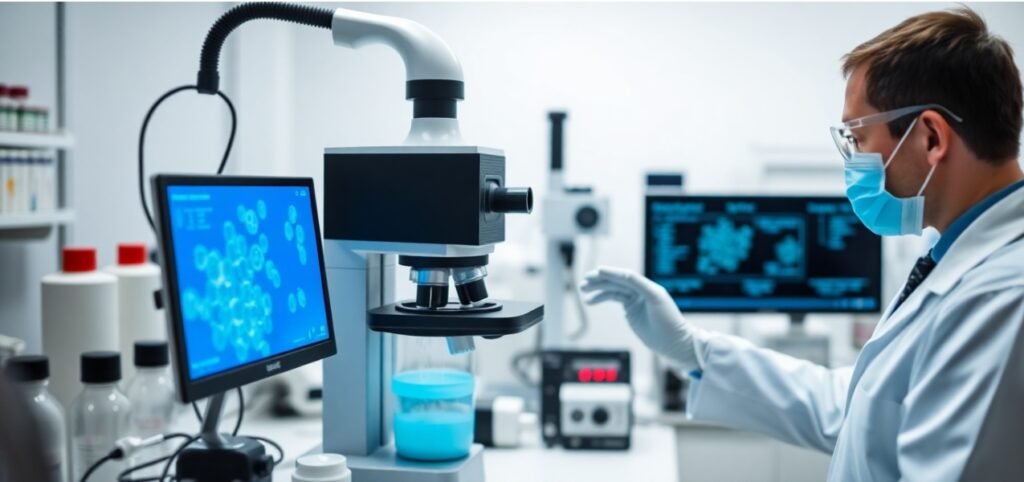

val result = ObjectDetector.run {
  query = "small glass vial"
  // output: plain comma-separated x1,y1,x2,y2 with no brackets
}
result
5,355,68,482
71,351,131,482
7,86,28,132
125,341,176,463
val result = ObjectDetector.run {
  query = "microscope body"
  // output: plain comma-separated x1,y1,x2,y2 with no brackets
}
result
320,144,541,482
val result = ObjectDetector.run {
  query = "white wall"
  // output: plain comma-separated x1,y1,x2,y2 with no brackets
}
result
65,2,236,265
255,2,1024,389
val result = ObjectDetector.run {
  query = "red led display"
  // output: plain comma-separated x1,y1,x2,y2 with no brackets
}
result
577,366,621,383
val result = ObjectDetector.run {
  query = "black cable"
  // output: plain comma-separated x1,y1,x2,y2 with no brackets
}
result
116,433,193,482
197,2,333,93
233,386,244,436
137,84,237,232
80,449,122,482
159,435,201,482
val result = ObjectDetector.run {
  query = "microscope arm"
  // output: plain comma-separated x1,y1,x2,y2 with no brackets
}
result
331,8,463,82
195,2,463,94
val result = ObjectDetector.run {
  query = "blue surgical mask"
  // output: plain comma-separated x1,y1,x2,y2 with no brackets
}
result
843,117,938,236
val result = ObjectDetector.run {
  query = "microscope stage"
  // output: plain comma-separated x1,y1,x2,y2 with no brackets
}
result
368,300,543,337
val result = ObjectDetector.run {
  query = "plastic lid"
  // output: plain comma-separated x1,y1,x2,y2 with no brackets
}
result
293,453,350,481
118,243,148,265
391,369,474,400
5,355,49,382
134,340,169,367
8,86,28,98
81,351,121,383
63,247,97,273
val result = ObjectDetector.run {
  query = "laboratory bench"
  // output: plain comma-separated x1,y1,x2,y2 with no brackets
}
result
225,416,679,481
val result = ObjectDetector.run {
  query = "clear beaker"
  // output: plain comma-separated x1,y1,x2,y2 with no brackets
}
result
392,336,475,461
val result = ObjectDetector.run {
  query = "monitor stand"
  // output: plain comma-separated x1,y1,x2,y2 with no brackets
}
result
763,313,831,367
176,391,275,482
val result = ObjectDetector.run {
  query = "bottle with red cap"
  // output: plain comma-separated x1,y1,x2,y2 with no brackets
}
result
106,243,164,381
41,246,119,410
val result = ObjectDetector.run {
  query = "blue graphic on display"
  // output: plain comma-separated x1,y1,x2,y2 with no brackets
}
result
167,185,329,380
645,196,882,313
697,218,753,275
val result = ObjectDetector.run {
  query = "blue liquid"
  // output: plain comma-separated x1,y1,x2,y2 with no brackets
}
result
392,369,475,461
394,409,474,461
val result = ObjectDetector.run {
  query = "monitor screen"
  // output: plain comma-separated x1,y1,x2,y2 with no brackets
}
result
156,177,334,398
644,195,882,313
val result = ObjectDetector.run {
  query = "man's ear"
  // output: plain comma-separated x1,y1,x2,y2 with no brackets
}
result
920,110,952,168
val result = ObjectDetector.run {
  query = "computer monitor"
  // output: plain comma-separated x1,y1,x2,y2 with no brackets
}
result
152,175,336,402
644,195,882,314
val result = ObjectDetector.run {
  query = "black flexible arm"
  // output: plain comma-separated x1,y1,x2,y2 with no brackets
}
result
197,2,333,94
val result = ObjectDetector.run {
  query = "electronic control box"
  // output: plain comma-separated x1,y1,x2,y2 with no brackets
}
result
541,350,632,450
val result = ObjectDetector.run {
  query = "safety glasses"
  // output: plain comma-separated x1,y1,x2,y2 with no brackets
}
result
830,104,963,161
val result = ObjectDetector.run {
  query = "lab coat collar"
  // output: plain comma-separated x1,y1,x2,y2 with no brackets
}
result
873,184,1024,328
925,184,1024,296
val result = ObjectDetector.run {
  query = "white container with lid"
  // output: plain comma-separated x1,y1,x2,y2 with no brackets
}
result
41,246,119,409
106,243,164,381
292,453,352,482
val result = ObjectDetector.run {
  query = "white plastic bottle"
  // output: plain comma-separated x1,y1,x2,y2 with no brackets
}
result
5,355,68,482
71,351,131,482
41,246,119,410
125,341,176,465
107,243,164,381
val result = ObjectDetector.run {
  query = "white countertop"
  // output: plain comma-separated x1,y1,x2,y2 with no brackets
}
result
223,416,677,481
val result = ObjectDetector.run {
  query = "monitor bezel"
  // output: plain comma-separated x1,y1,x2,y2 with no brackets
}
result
152,174,337,403
644,194,883,315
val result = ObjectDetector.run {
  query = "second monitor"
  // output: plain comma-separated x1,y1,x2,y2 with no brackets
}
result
645,195,882,313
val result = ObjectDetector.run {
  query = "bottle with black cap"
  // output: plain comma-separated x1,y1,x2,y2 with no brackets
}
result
70,351,131,482
125,341,176,461
5,355,68,482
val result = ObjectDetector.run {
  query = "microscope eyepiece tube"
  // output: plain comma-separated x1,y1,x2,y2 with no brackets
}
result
488,186,533,214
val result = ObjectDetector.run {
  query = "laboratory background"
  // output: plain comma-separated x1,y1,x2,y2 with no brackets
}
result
0,2,1022,482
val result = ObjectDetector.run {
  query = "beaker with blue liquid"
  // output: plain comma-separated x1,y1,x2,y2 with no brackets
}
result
392,336,475,461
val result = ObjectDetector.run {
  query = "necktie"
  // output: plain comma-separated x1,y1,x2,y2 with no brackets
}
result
892,252,937,312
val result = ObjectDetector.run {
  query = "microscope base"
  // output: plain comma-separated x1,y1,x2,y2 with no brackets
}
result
307,443,485,482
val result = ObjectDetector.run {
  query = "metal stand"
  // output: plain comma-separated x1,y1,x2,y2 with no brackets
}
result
763,313,831,366
176,391,274,482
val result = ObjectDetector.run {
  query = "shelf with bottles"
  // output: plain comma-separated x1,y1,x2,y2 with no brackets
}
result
0,84,54,136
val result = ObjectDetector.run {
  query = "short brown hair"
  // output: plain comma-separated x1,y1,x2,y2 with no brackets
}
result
842,7,1022,164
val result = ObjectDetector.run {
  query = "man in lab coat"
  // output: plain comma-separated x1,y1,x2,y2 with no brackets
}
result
582,7,1024,481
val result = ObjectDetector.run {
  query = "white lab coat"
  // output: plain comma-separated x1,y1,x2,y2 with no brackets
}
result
686,186,1024,481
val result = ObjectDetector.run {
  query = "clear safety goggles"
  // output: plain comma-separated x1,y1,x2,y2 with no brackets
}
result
830,104,963,161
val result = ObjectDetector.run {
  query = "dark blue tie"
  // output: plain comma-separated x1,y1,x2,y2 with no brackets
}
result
892,252,937,312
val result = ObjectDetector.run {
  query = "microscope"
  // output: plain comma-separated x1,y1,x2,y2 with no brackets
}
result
185,3,543,481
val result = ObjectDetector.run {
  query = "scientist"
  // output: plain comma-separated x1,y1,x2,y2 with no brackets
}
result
582,7,1024,481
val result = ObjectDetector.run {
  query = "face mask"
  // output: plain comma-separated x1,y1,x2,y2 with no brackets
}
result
843,117,938,236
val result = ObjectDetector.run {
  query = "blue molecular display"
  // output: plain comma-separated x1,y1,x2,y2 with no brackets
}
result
167,185,330,380
697,218,754,275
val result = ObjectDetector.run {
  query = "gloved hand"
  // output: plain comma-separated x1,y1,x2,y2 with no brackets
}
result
580,266,708,373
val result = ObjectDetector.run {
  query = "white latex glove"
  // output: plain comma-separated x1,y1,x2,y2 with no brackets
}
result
580,266,708,372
